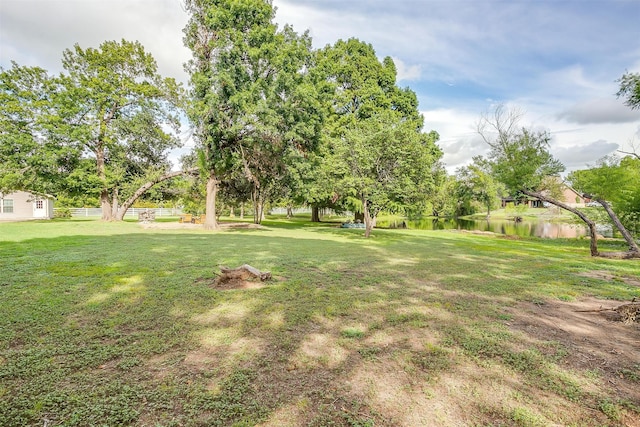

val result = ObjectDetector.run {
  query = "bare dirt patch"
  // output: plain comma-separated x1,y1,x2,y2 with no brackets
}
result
195,276,270,290
195,273,276,291
506,297,640,408
213,277,268,290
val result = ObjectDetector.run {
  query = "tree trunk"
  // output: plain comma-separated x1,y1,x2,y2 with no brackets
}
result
111,187,119,219
311,205,321,222
229,206,235,218
362,196,374,238
522,190,599,256
100,190,112,221
96,147,112,221
204,172,219,230
598,199,640,255
286,205,293,219
115,169,197,221
252,187,265,224
354,211,364,223
240,203,244,219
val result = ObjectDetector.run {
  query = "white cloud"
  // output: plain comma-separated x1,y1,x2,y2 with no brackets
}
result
552,140,620,169
0,0,191,83
392,57,421,82
421,108,488,172
558,98,640,125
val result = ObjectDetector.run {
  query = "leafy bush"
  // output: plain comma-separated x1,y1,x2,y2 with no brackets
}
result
53,207,71,218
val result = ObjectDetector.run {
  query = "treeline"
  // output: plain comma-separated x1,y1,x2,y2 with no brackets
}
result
0,0,444,238
1,0,639,250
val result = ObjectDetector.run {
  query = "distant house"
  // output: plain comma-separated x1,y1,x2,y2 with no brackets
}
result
544,184,589,208
501,181,588,209
0,191,54,221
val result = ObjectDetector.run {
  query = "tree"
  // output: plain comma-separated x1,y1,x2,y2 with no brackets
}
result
287,135,350,222
315,39,442,237
568,155,640,252
0,63,76,195
431,172,458,217
58,40,184,220
0,41,186,220
455,156,504,218
617,71,640,110
184,0,322,228
332,112,441,237
479,105,639,258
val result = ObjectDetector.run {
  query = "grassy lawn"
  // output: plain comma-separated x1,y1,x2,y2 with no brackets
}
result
1,217,639,426
465,206,580,221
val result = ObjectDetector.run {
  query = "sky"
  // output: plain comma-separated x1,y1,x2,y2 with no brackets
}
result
1,0,640,174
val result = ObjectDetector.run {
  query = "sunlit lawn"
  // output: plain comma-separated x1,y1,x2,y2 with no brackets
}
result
0,217,638,426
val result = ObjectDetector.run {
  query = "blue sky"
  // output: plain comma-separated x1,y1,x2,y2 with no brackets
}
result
2,0,639,173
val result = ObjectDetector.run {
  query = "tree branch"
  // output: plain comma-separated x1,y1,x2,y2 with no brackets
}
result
115,168,198,220
617,149,640,160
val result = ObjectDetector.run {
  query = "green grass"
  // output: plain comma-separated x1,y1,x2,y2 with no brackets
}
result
465,206,587,222
0,217,638,426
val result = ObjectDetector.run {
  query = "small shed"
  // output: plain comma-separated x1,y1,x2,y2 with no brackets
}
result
0,191,54,221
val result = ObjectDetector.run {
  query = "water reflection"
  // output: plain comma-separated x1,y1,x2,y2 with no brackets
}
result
379,218,601,239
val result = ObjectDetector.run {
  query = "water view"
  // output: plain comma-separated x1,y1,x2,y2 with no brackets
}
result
379,218,614,239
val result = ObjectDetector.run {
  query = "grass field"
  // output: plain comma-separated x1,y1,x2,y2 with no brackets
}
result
1,217,639,426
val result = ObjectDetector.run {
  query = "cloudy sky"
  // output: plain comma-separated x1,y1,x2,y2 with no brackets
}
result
2,0,639,173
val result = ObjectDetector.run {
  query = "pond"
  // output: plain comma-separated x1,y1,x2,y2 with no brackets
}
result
377,218,614,239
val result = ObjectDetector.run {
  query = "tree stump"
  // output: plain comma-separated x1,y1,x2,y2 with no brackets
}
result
214,264,271,288
616,303,639,324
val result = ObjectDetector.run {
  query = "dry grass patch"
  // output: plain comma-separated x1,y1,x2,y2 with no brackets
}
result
577,270,640,287
292,333,349,369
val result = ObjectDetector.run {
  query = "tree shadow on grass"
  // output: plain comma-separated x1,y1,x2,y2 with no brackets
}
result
1,229,638,425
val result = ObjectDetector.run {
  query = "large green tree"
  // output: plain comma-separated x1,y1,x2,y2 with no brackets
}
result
0,40,186,220
314,39,442,237
184,0,322,228
0,63,75,195
58,40,185,220
337,112,441,237
287,145,346,222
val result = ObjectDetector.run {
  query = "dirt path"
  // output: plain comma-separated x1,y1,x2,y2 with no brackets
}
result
507,297,640,410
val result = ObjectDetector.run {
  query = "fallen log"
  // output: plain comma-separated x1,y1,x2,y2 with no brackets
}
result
219,264,272,281
575,301,639,324
598,251,640,260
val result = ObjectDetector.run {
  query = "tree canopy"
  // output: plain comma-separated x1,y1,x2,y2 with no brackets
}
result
0,63,71,195
4,3,451,234
310,38,442,236
184,0,323,228
0,40,185,220
455,156,504,218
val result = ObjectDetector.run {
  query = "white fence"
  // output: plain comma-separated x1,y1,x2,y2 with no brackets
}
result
60,206,346,218
62,207,183,218
268,207,348,217
269,207,312,215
